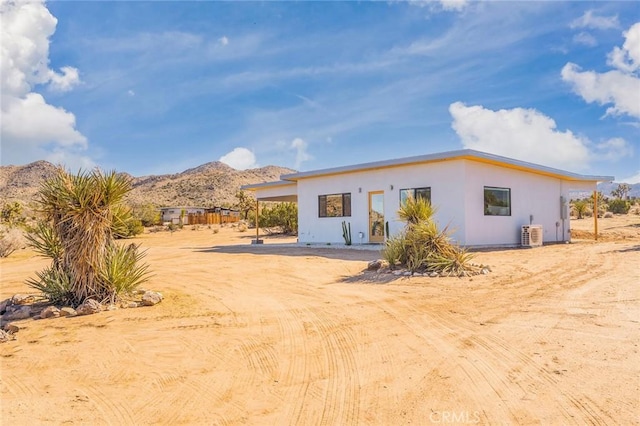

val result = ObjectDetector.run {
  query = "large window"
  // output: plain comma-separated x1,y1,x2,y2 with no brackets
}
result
484,186,511,216
319,193,351,217
400,187,431,206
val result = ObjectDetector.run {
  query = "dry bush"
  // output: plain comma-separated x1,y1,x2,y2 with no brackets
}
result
603,212,614,218
0,226,25,258
237,222,248,232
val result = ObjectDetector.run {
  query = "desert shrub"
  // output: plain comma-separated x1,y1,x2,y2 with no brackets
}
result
0,226,25,258
237,222,248,232
603,211,614,218
26,266,73,305
572,199,590,219
26,168,151,306
213,227,220,234
131,204,161,227
1,202,25,226
258,202,298,234
630,205,640,215
608,199,631,214
382,196,482,276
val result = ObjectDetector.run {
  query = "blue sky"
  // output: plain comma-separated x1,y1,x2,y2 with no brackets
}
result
1,1,639,182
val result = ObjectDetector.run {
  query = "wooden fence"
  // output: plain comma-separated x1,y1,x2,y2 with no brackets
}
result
186,212,240,225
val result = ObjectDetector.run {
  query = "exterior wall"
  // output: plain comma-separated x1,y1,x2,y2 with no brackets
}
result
161,207,205,224
462,161,594,246
296,160,467,244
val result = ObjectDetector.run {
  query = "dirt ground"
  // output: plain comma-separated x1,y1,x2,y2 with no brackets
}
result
1,216,639,425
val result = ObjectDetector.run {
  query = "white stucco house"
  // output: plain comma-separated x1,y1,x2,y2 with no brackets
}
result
242,149,613,247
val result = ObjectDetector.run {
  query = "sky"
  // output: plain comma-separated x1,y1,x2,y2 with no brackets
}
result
1,1,639,183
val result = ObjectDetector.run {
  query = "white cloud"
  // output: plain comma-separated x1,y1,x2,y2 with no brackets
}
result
449,102,591,170
562,22,640,120
439,0,468,11
561,63,640,119
219,147,258,170
594,137,633,161
572,32,597,47
408,0,468,12
218,36,229,46
621,170,640,184
48,66,81,92
570,10,619,30
0,0,87,167
607,22,640,73
290,138,312,169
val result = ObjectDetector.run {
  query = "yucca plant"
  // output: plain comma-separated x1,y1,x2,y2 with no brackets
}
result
382,196,481,276
27,167,150,306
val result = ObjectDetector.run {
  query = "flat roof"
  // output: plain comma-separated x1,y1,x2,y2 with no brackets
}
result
279,149,614,183
241,180,298,191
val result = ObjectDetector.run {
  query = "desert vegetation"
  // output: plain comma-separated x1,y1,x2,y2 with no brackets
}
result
571,183,638,219
382,196,483,276
24,168,150,306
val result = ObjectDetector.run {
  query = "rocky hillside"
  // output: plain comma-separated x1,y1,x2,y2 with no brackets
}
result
0,161,295,208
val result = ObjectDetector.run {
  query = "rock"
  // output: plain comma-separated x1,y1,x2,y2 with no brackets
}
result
126,301,139,309
136,288,148,295
367,259,386,271
0,329,15,343
429,272,439,278
403,271,412,276
392,270,402,276
481,268,490,275
11,294,35,305
4,323,19,333
0,298,9,314
141,291,163,306
76,300,102,316
2,305,32,321
59,307,77,317
106,304,118,311
40,306,61,319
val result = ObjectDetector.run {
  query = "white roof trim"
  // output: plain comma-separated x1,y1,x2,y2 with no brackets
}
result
279,149,614,182
241,180,297,191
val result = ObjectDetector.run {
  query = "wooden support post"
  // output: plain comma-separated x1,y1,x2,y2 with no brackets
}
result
252,198,263,244
593,190,598,241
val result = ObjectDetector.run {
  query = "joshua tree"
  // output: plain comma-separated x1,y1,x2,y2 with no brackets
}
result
611,183,631,200
26,168,150,306
572,199,589,219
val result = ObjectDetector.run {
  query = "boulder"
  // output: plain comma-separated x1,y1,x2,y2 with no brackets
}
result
2,305,32,321
76,300,101,316
141,291,163,306
40,306,61,319
4,323,19,333
59,307,77,317
367,260,381,271
0,298,9,314
11,294,35,305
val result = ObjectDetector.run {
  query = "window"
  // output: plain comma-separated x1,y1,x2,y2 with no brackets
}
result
318,193,351,217
484,186,511,216
400,187,431,206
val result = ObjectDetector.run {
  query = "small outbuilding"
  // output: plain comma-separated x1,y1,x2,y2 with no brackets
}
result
243,149,613,247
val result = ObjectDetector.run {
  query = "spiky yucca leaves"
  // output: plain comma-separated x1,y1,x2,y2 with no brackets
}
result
26,266,73,306
397,195,437,225
25,221,63,267
28,167,149,305
382,196,481,276
99,243,150,303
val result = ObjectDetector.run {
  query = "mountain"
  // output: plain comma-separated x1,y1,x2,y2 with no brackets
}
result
597,182,640,198
0,161,296,208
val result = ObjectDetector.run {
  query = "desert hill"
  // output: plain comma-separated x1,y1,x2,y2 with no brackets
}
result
0,161,296,208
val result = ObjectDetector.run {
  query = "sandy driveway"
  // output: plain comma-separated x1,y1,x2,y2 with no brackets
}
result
1,218,639,425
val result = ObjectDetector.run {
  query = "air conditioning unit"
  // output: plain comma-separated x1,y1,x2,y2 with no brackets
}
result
522,225,543,247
